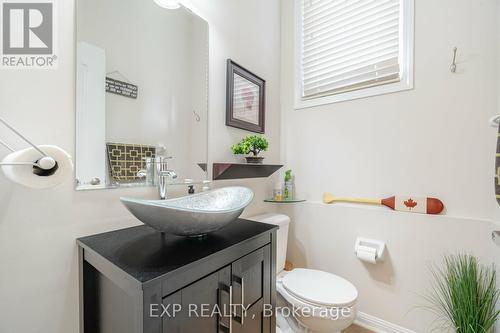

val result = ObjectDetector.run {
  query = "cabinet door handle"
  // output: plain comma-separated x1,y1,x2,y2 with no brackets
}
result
218,284,232,333
232,275,245,325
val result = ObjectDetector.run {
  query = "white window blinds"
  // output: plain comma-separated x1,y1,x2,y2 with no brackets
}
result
301,0,401,100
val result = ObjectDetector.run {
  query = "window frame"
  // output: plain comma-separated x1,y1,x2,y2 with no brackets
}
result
294,0,415,109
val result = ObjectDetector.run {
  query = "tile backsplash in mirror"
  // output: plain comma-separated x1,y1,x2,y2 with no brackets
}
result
106,143,156,183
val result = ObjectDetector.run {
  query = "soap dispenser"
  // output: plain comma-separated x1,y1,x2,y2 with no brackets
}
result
284,169,295,200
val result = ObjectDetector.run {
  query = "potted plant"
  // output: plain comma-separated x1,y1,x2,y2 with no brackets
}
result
423,254,500,333
231,135,269,164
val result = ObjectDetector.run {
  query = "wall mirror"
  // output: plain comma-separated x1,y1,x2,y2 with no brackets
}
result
75,0,208,190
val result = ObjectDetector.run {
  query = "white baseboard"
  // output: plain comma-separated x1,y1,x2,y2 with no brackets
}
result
355,312,417,333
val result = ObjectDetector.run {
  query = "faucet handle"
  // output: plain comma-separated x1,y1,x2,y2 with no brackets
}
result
137,170,147,179
159,170,177,179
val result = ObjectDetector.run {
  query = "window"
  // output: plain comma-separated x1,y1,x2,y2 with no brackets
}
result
295,0,414,109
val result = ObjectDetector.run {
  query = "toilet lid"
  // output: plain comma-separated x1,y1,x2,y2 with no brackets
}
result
282,269,358,307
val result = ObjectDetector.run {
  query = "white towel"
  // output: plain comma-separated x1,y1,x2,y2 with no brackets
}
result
1,145,73,189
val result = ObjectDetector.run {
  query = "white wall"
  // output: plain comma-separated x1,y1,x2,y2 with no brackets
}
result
280,0,500,331
0,0,281,332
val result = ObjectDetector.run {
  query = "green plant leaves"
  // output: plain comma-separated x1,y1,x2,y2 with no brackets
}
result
231,135,269,156
424,254,500,333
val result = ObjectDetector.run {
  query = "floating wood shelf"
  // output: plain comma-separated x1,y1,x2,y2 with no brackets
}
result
213,163,283,180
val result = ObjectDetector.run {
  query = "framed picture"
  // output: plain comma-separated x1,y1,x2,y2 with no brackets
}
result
226,59,265,133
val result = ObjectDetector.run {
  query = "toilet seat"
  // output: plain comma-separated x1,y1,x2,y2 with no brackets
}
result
281,269,358,308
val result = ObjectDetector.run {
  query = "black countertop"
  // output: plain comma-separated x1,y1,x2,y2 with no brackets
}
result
77,219,276,284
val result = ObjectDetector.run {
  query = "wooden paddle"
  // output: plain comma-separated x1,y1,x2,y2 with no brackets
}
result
322,193,444,215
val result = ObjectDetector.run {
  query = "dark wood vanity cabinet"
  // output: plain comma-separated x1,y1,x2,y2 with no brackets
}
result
163,246,270,333
78,220,277,333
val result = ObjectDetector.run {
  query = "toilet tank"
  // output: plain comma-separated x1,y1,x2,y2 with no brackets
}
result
247,213,290,273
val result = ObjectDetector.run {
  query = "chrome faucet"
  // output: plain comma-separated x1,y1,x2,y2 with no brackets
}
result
157,170,177,199
155,156,177,200
137,156,177,200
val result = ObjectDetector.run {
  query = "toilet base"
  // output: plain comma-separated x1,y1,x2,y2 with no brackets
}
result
277,284,357,333
277,287,356,333
298,312,355,333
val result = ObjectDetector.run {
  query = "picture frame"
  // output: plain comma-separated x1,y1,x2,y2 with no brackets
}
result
226,59,266,133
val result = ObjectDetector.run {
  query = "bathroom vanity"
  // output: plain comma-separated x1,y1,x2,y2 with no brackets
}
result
77,219,277,333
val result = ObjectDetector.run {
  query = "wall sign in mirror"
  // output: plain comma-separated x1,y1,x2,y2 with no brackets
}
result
226,60,265,133
105,77,138,99
75,0,209,190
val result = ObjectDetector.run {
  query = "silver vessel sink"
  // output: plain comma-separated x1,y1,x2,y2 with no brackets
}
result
120,187,254,237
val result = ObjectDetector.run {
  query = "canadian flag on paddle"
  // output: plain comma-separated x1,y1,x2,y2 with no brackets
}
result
383,196,444,214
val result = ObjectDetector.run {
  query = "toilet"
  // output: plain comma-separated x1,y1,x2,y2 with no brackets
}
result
248,213,358,333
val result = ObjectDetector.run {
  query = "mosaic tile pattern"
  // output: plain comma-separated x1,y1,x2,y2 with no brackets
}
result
106,143,156,183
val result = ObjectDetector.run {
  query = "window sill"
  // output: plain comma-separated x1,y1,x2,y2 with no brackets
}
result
294,80,414,110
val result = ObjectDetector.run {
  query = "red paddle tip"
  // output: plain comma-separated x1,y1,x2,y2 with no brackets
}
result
381,196,396,209
426,198,444,214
